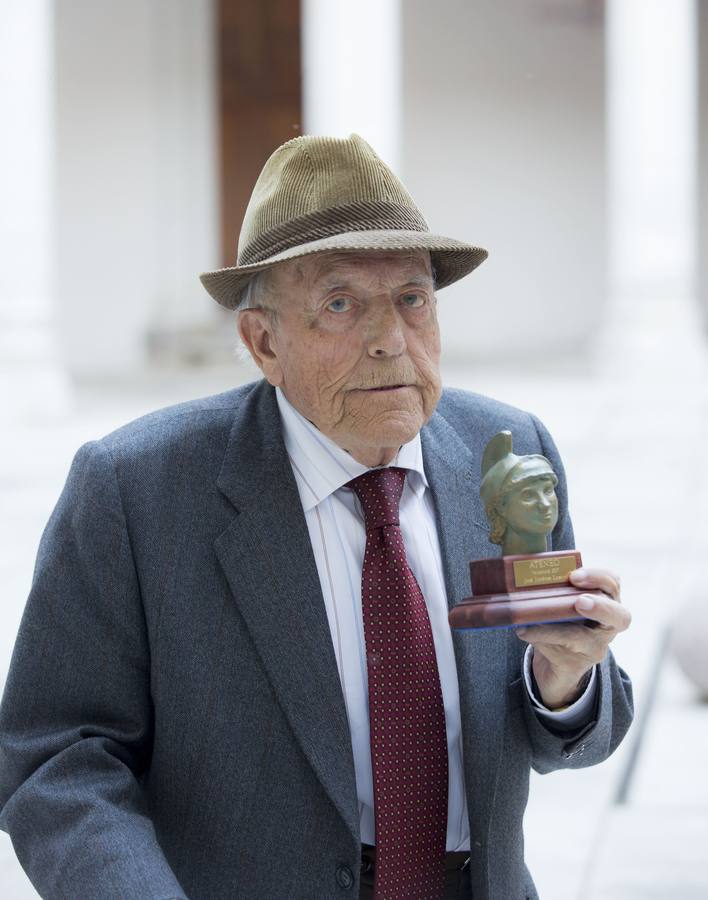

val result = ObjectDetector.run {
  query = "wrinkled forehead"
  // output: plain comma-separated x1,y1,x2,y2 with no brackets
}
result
276,249,433,292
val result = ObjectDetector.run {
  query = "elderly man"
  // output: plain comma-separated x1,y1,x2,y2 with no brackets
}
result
0,134,632,900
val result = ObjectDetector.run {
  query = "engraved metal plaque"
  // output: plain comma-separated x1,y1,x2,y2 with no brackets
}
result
512,555,577,588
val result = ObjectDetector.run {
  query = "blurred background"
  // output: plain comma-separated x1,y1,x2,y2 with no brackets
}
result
1,0,707,897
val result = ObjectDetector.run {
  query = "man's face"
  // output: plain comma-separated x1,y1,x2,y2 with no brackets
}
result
500,474,559,538
239,250,442,466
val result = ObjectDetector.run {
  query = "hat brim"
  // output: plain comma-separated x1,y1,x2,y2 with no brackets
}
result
199,229,488,310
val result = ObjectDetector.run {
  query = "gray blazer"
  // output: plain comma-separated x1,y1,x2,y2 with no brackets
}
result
0,381,633,900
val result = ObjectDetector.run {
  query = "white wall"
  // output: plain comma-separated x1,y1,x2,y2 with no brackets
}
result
400,0,607,362
54,0,220,377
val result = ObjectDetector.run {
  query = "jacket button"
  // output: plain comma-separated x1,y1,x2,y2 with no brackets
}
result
336,865,354,890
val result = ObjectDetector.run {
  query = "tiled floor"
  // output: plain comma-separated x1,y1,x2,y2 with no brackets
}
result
1,291,707,898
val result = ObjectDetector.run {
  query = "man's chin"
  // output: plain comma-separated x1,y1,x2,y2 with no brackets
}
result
348,417,425,451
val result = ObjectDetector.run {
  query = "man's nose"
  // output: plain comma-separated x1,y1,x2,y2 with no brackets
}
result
365,301,406,357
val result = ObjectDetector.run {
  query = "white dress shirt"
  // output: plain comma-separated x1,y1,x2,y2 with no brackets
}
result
275,387,596,852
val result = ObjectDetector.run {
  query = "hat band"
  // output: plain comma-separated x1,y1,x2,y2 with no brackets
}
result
237,200,430,266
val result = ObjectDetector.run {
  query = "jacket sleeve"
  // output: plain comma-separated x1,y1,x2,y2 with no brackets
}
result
519,414,634,773
0,441,187,899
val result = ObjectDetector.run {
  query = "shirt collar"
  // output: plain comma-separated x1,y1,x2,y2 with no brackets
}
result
275,386,429,512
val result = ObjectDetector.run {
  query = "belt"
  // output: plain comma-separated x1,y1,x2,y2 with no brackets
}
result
360,842,470,873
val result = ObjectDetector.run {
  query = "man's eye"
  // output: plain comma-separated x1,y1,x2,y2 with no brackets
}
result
326,296,354,313
400,292,425,308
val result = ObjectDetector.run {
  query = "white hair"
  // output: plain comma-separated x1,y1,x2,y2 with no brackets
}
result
235,269,275,312
233,268,279,362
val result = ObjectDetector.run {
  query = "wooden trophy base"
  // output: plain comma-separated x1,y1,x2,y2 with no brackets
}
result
448,550,603,630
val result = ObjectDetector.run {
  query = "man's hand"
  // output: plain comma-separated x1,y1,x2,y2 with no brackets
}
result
516,567,632,710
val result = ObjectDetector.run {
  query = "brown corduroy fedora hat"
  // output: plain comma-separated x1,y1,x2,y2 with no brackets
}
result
200,133,488,309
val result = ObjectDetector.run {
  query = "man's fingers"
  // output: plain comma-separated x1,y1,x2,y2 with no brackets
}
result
515,568,632,684
516,599,630,653
570,566,621,601
517,622,583,642
516,620,606,649
574,593,631,632
514,567,631,654
514,594,630,644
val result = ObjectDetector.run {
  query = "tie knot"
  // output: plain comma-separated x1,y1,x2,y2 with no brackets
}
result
347,467,407,531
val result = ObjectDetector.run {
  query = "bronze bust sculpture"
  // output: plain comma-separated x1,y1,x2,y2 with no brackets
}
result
480,430,559,556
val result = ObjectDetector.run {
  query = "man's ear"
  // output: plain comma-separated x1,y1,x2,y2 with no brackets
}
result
238,310,284,387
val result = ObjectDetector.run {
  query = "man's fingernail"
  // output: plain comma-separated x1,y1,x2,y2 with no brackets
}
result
572,567,588,582
576,595,594,611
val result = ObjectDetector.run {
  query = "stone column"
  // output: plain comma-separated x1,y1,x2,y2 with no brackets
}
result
699,0,708,332
302,0,402,171
0,0,69,417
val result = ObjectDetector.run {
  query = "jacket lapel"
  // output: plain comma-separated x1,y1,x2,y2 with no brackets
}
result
213,383,359,843
421,409,508,841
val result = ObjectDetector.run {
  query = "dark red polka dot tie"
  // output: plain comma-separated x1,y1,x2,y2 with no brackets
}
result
348,467,448,900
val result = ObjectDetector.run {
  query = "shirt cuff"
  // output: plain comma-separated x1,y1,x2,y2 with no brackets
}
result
523,644,597,731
